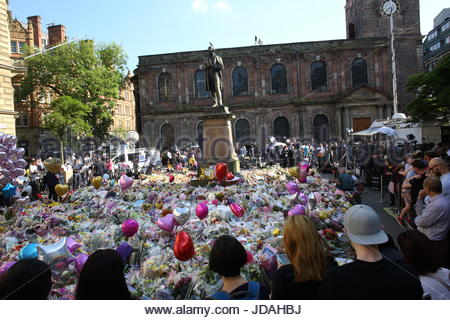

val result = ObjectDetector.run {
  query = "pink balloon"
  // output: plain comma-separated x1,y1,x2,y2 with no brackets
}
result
195,201,208,220
66,237,81,254
230,203,245,217
75,254,88,274
211,199,219,205
119,174,133,191
288,204,306,216
286,182,300,195
156,214,175,233
106,200,117,210
122,219,139,237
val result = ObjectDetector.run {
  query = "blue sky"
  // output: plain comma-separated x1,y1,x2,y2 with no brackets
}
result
8,0,447,71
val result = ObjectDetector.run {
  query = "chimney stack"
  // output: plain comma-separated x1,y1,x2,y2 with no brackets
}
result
47,24,66,46
27,16,42,49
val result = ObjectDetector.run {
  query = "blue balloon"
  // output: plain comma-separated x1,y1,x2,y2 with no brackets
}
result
19,243,39,260
2,183,16,199
110,179,115,187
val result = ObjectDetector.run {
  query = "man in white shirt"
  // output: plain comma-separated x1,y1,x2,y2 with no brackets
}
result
428,157,450,198
415,177,450,241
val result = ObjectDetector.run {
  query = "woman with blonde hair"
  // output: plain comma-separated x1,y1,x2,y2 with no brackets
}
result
271,215,332,299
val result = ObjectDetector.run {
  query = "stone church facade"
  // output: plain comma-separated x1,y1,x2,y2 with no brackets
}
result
133,0,423,152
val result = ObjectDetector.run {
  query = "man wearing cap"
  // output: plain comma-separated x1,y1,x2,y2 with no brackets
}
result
319,204,423,299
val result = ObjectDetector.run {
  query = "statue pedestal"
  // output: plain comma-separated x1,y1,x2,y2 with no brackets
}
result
200,109,240,173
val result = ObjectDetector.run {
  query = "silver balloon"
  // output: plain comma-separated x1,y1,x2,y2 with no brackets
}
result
173,207,190,226
16,147,25,158
37,237,70,265
14,159,27,169
307,192,317,211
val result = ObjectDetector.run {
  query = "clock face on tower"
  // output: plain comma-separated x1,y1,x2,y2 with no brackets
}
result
381,0,399,16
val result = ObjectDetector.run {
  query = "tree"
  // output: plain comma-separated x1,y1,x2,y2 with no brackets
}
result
18,40,128,140
43,96,92,163
406,55,450,123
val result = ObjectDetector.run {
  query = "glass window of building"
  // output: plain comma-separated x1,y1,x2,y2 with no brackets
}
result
232,66,248,96
310,61,327,92
274,116,290,139
351,58,368,88
11,41,18,53
194,70,208,98
271,64,287,94
158,72,173,102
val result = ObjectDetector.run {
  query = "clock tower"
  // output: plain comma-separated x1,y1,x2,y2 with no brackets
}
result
345,0,421,39
345,0,423,112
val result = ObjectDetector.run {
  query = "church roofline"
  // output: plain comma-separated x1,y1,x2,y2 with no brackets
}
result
137,36,391,66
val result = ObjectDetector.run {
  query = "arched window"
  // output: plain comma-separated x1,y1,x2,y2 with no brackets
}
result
158,72,173,102
313,114,329,142
274,116,290,139
271,64,287,94
232,67,248,96
310,61,327,92
160,123,175,151
351,58,368,88
235,119,251,143
194,70,208,98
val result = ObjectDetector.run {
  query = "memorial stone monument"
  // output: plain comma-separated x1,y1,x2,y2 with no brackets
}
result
200,44,240,173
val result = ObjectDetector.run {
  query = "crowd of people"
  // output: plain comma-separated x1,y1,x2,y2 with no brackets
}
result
1,138,449,300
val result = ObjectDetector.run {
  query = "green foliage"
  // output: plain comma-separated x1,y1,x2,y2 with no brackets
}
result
406,55,450,124
43,96,92,140
19,40,128,140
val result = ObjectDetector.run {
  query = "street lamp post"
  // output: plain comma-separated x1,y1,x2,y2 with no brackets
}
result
389,0,399,116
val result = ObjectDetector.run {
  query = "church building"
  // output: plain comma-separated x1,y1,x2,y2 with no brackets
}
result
133,0,423,152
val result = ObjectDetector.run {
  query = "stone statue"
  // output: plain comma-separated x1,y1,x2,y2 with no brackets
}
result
205,44,225,109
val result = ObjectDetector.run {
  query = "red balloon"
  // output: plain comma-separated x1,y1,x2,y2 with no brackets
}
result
169,175,175,183
215,163,228,182
173,231,195,261
226,171,234,180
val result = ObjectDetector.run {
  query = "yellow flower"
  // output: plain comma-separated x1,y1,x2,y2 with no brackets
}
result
272,228,280,236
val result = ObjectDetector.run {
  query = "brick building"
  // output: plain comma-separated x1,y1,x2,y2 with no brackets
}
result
133,0,423,152
8,12,136,156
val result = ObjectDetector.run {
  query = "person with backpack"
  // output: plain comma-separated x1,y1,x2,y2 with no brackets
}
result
207,235,269,299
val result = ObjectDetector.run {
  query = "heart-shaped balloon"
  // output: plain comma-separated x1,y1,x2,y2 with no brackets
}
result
173,207,190,226
43,158,62,174
195,201,209,220
91,176,102,190
286,182,300,195
246,250,254,264
116,241,133,263
214,205,232,221
157,214,175,233
169,175,175,183
55,184,70,197
19,243,39,260
119,174,133,191
288,204,306,216
215,163,228,182
75,253,89,274
230,203,245,217
173,231,195,261
122,219,139,237
288,166,300,178
1,183,16,198
226,171,235,180
37,237,70,265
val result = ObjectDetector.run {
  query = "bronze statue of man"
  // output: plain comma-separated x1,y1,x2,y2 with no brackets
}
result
205,45,224,108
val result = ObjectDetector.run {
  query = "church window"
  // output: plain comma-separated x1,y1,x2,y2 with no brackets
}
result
194,70,208,98
351,58,368,88
232,66,248,96
271,64,287,94
158,72,173,102
310,61,327,92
